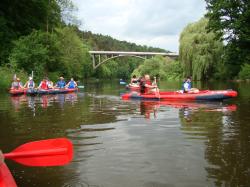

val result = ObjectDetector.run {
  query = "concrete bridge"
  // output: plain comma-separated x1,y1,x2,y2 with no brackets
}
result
89,51,178,69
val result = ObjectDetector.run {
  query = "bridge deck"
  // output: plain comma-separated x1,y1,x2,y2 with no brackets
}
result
89,50,178,56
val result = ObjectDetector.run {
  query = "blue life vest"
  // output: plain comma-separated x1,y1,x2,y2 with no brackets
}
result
68,81,75,88
28,80,34,88
182,81,192,91
57,80,66,88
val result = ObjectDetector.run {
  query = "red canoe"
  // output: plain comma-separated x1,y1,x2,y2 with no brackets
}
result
0,163,17,187
9,88,27,96
122,90,237,101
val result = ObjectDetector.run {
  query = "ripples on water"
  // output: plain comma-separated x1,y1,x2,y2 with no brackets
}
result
0,82,249,187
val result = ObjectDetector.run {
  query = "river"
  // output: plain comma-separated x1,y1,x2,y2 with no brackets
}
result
0,80,250,187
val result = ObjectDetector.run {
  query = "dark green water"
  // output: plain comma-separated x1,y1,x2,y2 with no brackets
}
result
0,81,250,187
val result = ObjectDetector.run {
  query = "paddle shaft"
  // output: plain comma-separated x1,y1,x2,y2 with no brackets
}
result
4,148,67,159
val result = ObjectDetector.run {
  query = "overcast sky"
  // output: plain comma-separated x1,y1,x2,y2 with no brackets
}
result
72,0,206,52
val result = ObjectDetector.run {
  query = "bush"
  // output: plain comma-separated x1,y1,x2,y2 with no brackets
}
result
239,63,250,80
0,66,28,90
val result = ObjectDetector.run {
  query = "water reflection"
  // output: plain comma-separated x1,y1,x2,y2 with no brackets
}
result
10,93,79,113
139,100,237,120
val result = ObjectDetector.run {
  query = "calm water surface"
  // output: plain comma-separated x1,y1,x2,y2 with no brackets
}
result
0,81,250,187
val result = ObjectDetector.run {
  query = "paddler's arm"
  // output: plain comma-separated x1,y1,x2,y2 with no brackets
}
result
0,150,4,165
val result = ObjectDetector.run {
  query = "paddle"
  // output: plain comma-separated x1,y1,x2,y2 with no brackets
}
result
3,138,73,167
153,77,160,99
78,85,84,89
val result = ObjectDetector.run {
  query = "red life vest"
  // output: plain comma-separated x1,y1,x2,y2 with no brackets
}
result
144,80,152,93
40,81,48,89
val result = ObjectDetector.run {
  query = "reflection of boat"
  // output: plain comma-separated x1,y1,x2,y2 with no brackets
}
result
136,100,237,119
140,100,237,111
10,92,78,111
122,90,237,101
0,163,17,187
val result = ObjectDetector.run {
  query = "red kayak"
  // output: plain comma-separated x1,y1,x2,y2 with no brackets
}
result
122,90,237,101
0,163,17,187
9,88,27,96
9,88,78,96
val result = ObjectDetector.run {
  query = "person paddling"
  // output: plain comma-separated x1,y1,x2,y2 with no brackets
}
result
55,77,66,89
0,150,3,165
24,77,35,89
11,78,23,89
130,75,139,84
38,78,49,90
66,78,77,89
140,74,158,94
183,77,199,93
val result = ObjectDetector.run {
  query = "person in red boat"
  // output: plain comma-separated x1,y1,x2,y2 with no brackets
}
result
24,77,35,89
140,74,158,94
0,150,3,165
38,77,49,90
11,78,23,89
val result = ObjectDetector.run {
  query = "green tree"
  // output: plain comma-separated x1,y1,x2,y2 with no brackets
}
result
179,18,224,80
205,0,250,77
8,31,58,79
239,63,250,80
132,55,182,80
55,27,91,79
0,0,62,64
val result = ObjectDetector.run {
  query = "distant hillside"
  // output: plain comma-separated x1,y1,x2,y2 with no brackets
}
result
78,30,168,52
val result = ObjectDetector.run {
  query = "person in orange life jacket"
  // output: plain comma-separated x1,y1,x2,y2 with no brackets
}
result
38,78,49,90
55,77,66,88
24,77,35,88
11,77,23,89
66,78,77,89
140,74,158,94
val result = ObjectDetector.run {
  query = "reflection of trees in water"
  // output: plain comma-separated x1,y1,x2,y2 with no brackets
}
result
179,107,250,186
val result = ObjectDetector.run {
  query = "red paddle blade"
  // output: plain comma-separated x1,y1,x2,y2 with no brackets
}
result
4,138,73,167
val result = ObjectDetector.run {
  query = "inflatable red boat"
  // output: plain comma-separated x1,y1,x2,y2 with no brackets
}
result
122,90,237,101
9,88,78,96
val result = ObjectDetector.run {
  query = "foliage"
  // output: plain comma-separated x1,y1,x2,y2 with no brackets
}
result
132,55,183,80
0,0,62,65
9,27,93,81
54,27,92,79
179,18,224,80
8,30,59,80
238,63,250,80
0,66,27,90
205,0,250,77
79,30,168,52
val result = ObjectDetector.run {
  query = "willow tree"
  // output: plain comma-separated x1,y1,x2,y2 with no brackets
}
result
179,18,224,80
